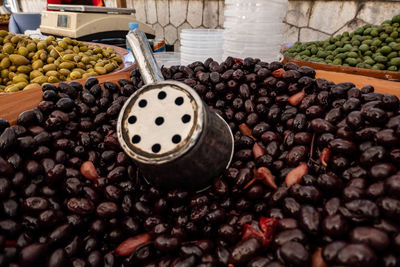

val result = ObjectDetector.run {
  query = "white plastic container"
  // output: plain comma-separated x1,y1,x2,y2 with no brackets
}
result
225,23,284,33
181,53,223,60
180,39,224,49
154,52,181,67
224,16,283,25
225,0,288,7
224,32,283,42
222,0,288,62
224,8,286,19
180,29,224,64
181,53,222,63
181,29,224,40
223,50,282,62
181,47,223,54
223,41,282,50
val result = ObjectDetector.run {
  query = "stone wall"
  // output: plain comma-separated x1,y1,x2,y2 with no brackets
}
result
121,0,225,51
283,1,400,44
19,0,400,50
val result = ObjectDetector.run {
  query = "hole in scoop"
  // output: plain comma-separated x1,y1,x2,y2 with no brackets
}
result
182,114,191,123
172,134,181,144
139,99,147,108
175,97,184,106
132,135,141,144
155,117,164,126
152,144,161,153
158,91,167,100
128,115,137,124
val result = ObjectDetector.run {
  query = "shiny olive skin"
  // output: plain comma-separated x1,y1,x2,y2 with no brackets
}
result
322,240,347,265
229,238,261,266
322,214,348,237
273,229,307,247
337,244,377,267
349,226,390,251
280,241,310,267
2,57,400,266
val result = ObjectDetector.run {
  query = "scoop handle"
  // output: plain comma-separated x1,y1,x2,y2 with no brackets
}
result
126,29,165,84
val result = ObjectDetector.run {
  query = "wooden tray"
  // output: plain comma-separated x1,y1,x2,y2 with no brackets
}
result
316,70,400,95
283,55,400,81
0,71,130,125
0,22,8,31
281,44,400,81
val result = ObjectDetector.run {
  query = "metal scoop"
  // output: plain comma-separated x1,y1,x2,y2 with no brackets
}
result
117,29,234,191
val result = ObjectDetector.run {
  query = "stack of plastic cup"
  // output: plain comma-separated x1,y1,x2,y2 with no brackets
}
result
223,0,288,62
180,29,224,65
154,52,181,67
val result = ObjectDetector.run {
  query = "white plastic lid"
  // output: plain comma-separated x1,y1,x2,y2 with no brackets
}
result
118,81,205,164
181,29,224,34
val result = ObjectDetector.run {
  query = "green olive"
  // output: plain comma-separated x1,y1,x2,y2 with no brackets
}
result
23,83,40,90
48,76,60,83
94,66,107,75
17,47,29,57
30,70,43,80
9,54,29,65
0,31,122,92
31,75,48,84
12,75,28,84
0,57,10,69
43,64,57,72
282,15,400,72
4,84,19,92
17,65,32,74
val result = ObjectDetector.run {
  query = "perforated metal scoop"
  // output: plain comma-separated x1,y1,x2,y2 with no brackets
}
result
117,29,234,191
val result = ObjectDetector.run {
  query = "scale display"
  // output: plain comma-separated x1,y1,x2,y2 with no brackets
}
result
48,4,135,14
57,14,70,28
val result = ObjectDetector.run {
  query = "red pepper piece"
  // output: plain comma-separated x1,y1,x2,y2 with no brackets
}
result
80,161,100,181
234,58,243,65
285,162,308,187
114,233,151,256
229,210,240,216
242,224,265,244
257,167,277,189
252,142,265,159
288,88,305,106
244,167,277,190
242,217,278,247
239,123,256,141
312,247,328,267
259,217,278,246
5,240,17,247
320,148,331,167
76,131,87,137
272,68,285,78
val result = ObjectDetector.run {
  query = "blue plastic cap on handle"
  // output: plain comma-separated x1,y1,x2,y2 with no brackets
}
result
129,22,139,30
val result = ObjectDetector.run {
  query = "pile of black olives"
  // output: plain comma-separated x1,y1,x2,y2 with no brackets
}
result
0,56,400,267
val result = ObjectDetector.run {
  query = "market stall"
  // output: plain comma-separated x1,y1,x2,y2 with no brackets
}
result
1,1,400,267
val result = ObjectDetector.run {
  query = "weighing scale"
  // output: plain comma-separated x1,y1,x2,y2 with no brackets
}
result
40,4,155,47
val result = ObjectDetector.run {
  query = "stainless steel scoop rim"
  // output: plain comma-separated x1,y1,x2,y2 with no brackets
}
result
188,115,234,193
117,80,205,165
135,112,234,193
216,112,235,169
